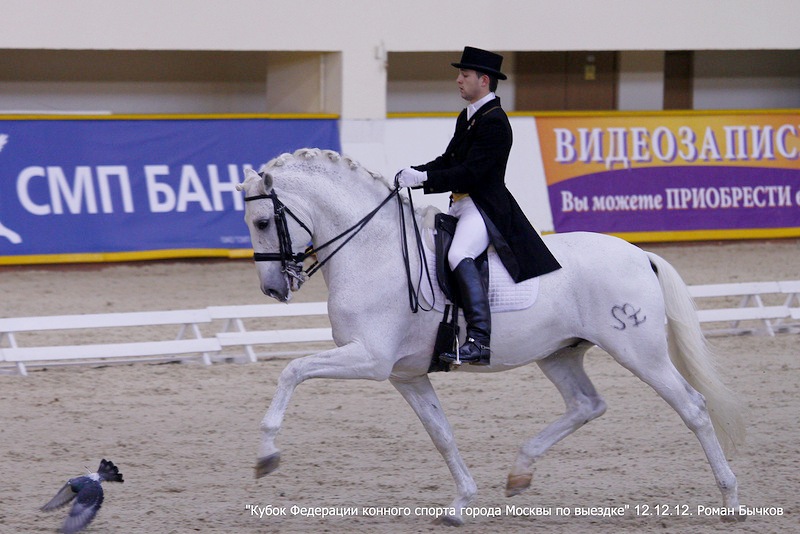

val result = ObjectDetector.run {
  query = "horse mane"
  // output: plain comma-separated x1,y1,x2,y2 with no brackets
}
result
269,148,395,189
238,148,413,211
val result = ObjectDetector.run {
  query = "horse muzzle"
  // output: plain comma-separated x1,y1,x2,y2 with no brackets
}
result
259,266,306,302
262,285,291,302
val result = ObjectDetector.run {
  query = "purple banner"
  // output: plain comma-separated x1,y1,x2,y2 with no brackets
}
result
537,112,800,240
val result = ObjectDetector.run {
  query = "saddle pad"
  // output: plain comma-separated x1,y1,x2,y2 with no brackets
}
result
420,227,540,313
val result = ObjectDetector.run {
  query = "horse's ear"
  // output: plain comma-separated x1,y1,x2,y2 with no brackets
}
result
261,172,274,191
244,168,260,181
244,168,273,191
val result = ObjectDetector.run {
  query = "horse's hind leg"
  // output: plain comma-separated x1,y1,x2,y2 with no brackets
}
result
390,374,476,526
507,343,606,497
615,351,743,521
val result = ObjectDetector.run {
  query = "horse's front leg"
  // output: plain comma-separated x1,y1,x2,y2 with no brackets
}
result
390,374,477,526
256,341,391,477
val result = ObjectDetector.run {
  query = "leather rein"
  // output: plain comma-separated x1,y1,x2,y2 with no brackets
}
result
243,173,434,312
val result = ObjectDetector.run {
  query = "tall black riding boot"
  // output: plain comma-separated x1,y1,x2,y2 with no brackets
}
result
439,258,491,366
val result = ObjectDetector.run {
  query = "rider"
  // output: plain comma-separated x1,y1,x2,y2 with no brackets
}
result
397,46,561,366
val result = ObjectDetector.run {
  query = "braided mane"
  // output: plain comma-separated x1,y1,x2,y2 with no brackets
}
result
237,148,414,211
265,148,393,188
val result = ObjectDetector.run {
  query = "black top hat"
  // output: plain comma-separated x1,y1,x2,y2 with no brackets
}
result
451,46,507,80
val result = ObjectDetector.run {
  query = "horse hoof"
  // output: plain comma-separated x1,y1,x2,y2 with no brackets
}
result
433,514,463,527
505,473,532,497
255,453,281,478
720,512,747,523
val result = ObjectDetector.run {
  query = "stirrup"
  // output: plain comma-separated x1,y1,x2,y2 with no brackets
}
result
439,338,490,366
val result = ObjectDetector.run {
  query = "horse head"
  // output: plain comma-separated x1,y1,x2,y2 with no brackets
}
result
238,165,312,302
238,148,406,303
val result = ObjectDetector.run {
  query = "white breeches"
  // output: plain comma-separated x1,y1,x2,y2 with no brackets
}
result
447,196,490,271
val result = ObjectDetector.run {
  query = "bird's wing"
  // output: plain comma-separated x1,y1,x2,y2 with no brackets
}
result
61,481,104,534
41,482,77,511
97,459,123,483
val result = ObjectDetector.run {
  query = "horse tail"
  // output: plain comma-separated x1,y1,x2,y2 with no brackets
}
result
646,251,747,455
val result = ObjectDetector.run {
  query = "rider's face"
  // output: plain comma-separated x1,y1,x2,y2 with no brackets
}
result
456,69,488,103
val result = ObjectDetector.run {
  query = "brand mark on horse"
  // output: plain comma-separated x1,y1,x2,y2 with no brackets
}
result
611,303,647,330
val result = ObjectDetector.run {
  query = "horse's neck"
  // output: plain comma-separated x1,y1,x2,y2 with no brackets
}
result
295,179,422,305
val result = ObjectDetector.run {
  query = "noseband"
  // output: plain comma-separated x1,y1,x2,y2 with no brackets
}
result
244,189,311,285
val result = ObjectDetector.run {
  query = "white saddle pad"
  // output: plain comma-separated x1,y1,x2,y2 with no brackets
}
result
419,226,540,314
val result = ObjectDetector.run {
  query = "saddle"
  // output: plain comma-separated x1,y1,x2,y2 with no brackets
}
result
426,212,540,373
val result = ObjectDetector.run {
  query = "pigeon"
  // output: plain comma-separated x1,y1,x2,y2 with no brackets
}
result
41,459,124,534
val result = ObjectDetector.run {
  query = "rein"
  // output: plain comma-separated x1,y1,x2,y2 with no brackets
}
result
396,176,435,312
244,176,433,312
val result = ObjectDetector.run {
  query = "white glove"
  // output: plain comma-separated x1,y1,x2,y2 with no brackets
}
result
396,167,428,188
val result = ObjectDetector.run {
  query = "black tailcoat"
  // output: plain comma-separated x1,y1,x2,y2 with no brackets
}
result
416,97,562,282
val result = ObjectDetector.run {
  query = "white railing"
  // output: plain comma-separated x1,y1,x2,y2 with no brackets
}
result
1,280,798,376
688,280,799,336
0,302,333,376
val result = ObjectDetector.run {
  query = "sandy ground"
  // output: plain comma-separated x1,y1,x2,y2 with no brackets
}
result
1,239,799,534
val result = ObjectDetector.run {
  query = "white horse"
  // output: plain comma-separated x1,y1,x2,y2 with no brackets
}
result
237,148,746,526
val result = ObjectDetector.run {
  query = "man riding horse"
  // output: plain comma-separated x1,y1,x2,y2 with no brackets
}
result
397,46,561,366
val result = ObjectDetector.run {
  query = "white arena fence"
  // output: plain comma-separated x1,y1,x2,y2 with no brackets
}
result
1,282,798,376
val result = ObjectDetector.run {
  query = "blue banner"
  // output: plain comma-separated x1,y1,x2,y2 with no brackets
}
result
0,117,340,263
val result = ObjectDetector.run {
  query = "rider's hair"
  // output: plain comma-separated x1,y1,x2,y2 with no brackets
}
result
476,71,499,93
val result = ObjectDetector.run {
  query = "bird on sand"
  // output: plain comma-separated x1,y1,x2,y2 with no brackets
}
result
41,459,124,534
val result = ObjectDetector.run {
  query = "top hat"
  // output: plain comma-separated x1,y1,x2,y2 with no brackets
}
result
451,46,507,80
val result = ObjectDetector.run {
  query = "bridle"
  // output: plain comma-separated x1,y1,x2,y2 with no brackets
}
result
243,189,312,288
243,172,433,312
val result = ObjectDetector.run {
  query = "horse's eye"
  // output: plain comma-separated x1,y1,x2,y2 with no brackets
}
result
255,219,270,231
